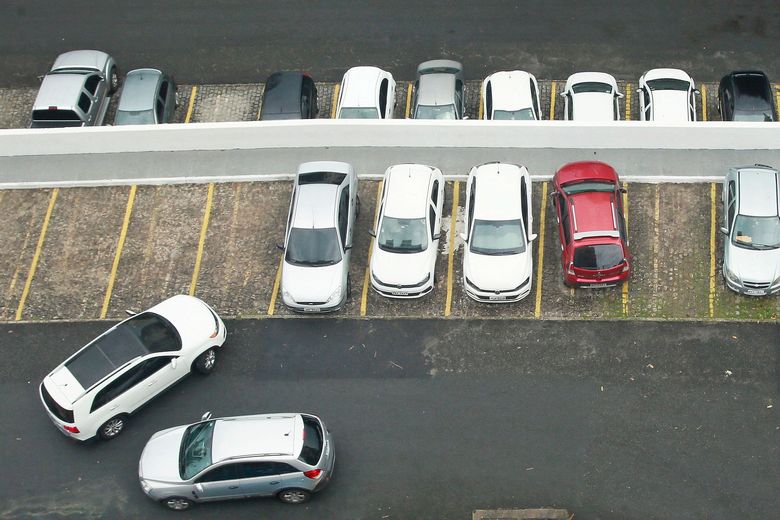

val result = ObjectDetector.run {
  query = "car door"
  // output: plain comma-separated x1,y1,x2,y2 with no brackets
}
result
337,183,352,287
484,80,493,120
158,78,175,123
231,461,301,498
455,79,465,119
530,77,540,120
428,176,442,271
520,174,533,245
194,463,245,501
121,355,182,412
84,73,108,124
723,173,737,233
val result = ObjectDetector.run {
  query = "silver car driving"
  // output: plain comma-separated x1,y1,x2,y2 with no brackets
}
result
412,59,465,120
721,164,780,295
139,412,335,511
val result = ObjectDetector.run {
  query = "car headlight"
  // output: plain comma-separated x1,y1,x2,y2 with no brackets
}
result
282,289,294,302
771,273,780,288
724,266,740,284
417,273,431,286
140,479,151,494
326,287,342,304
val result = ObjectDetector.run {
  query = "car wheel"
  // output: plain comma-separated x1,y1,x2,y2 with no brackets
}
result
98,415,126,441
109,66,119,95
277,488,311,504
346,275,352,298
192,348,217,375
355,195,361,217
162,496,193,511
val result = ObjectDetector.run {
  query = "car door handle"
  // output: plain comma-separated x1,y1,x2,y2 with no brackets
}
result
270,481,280,485
147,379,158,386
228,486,239,489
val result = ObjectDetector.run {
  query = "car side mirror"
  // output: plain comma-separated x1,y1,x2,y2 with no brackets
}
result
620,188,628,194
201,411,212,421
368,229,376,237
460,232,468,242
462,115,470,120
616,92,625,98
170,358,178,369
529,233,538,242
125,309,138,316
195,483,204,493
636,88,642,94
559,91,566,97
720,227,728,235
276,243,285,251
344,244,352,251
433,233,441,240
694,89,701,95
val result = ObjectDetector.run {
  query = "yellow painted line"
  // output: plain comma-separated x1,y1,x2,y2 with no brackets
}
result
444,181,460,317
100,185,137,319
621,182,629,315
267,254,284,315
701,84,708,121
189,183,215,296
478,87,484,119
330,84,340,119
184,86,198,124
709,182,717,318
625,84,631,120
549,81,557,120
15,188,59,321
652,185,661,306
405,82,413,119
534,182,549,318
360,181,384,316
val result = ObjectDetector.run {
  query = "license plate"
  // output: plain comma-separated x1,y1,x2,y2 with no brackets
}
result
392,291,409,296
489,295,505,301
585,283,611,288
303,307,321,313
746,289,765,296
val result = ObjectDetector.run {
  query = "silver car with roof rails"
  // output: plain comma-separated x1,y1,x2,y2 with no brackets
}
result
721,164,780,295
412,59,466,120
115,68,177,125
139,412,335,511
30,50,118,128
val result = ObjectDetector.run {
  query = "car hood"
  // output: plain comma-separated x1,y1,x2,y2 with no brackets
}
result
572,93,614,121
282,261,344,302
139,426,187,483
371,246,432,286
148,295,218,350
464,248,532,291
726,244,780,282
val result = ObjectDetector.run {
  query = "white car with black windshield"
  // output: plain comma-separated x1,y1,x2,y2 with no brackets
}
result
561,72,623,121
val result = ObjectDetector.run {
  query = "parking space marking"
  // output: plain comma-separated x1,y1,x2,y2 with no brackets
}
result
701,85,708,121
444,181,460,317
622,182,629,315
100,185,137,319
267,254,283,315
478,87,484,120
360,181,383,316
184,86,198,124
534,182,548,318
189,183,215,296
549,81,557,120
405,82,413,118
330,85,340,118
652,185,661,302
709,182,717,317
625,84,631,120
775,86,779,118
15,188,58,321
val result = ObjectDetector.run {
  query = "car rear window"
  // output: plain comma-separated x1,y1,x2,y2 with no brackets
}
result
64,313,180,389
32,109,80,121
573,244,624,270
40,382,74,423
299,172,347,185
298,416,324,466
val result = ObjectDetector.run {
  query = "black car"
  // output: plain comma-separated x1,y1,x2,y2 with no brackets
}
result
259,71,319,120
718,71,776,122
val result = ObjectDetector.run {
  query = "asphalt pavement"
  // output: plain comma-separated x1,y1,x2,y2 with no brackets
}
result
1,1,779,86
1,317,778,519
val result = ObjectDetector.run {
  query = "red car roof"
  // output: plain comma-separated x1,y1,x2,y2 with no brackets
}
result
570,191,616,234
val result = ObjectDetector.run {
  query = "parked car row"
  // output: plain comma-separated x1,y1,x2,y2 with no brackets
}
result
29,50,778,128
39,294,335,511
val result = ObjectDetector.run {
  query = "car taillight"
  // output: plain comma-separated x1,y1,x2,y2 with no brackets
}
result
622,261,630,273
303,469,322,479
63,425,80,434
567,262,575,276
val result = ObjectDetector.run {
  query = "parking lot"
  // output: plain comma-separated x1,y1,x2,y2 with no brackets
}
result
0,79,778,323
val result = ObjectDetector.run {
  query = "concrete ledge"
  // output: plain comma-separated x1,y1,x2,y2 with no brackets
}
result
1,120,779,188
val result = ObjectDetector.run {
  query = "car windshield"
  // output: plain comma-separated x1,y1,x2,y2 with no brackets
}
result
64,313,180,389
286,227,342,266
338,107,380,119
470,219,526,255
378,216,428,253
561,181,615,195
179,420,215,480
415,104,457,120
573,244,624,270
493,108,535,120
572,82,612,94
732,215,780,250
114,109,155,125
733,110,774,122
646,78,690,91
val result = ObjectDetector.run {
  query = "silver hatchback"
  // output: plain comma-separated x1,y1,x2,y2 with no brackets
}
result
139,412,335,511
721,164,780,295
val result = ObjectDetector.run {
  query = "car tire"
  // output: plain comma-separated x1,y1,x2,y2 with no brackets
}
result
355,195,361,217
277,488,311,504
98,414,127,441
192,348,217,375
108,66,119,95
162,496,194,511
346,275,352,298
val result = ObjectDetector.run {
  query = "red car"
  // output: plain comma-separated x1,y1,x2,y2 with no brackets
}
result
551,161,631,287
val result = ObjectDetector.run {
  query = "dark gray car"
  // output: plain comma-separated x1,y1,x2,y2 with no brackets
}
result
412,59,465,120
115,69,177,125
259,72,319,120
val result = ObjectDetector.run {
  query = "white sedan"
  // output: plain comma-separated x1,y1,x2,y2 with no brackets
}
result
638,68,698,121
462,162,536,303
481,71,541,120
561,72,623,121
370,164,444,298
336,66,396,119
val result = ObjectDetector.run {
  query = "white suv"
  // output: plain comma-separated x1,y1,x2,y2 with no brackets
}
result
39,295,226,441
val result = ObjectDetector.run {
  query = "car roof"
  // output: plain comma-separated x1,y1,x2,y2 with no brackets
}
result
384,164,434,219
572,92,614,121
570,191,617,235
643,68,693,83
118,69,162,112
737,167,779,217
470,163,526,220
417,73,456,106
293,184,338,229
262,72,305,117
33,74,86,109
485,71,534,110
51,50,109,73
650,90,689,121
211,414,304,463
340,66,388,108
